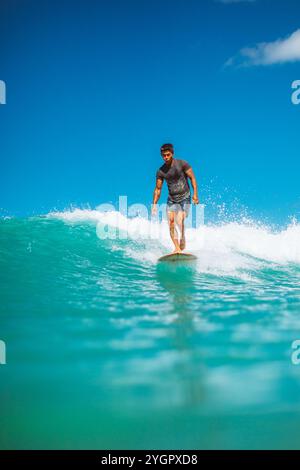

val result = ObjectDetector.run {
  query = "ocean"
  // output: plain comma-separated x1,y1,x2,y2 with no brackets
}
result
1,209,300,449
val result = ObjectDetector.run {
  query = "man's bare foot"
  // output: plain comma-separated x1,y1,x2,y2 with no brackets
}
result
179,236,186,250
173,247,182,254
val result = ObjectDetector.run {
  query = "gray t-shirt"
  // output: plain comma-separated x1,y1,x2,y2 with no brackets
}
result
156,158,191,203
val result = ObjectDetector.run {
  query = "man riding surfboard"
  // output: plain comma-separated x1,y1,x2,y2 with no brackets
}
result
152,143,199,254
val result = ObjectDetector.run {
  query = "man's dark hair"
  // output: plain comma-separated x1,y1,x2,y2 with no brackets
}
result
160,143,174,154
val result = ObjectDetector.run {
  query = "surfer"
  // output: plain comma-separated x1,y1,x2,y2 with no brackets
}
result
152,143,199,253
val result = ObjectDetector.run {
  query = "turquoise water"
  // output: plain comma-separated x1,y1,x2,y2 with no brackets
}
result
1,211,300,449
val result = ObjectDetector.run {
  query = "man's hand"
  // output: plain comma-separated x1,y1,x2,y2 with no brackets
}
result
151,204,158,216
186,168,199,206
152,178,163,216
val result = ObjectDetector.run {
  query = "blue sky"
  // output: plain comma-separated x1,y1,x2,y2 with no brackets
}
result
0,0,299,223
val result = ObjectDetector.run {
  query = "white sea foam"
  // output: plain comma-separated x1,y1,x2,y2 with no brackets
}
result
48,209,300,276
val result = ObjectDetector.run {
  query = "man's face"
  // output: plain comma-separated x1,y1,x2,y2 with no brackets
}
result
161,150,173,164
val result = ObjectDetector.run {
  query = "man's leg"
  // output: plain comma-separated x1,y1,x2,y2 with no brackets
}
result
175,211,186,251
167,211,181,253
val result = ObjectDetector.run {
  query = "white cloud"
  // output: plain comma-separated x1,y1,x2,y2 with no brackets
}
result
227,29,300,66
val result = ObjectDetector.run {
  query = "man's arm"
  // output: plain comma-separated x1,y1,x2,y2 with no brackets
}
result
152,178,163,215
185,167,199,204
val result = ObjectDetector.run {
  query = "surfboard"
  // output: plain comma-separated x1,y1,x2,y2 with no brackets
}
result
158,252,197,262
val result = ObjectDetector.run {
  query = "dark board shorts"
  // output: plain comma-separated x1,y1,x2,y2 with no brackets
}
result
167,195,191,216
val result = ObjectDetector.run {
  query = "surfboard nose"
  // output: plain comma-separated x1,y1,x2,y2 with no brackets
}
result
158,253,197,262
